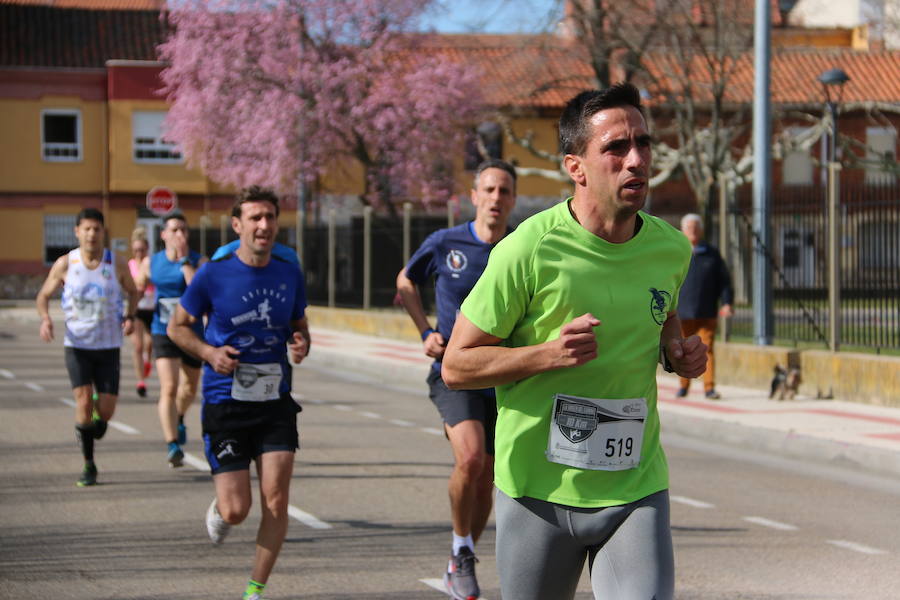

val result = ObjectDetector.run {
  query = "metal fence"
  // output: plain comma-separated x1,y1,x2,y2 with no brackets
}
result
716,174,899,352
187,175,899,353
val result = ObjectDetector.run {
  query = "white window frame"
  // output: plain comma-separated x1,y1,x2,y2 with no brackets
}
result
41,108,82,162
132,110,184,164
782,126,813,186
865,126,897,186
43,214,78,265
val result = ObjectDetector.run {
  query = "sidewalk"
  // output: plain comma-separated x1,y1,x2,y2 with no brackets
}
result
305,326,900,481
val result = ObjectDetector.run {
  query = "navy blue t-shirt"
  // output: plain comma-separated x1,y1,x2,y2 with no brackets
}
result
405,221,506,367
180,253,307,405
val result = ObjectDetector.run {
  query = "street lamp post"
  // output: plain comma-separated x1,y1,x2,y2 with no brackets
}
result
817,67,850,352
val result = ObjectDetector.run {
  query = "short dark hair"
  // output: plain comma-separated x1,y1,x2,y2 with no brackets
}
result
233,186,280,218
473,159,517,189
163,212,187,227
76,207,104,226
559,83,644,156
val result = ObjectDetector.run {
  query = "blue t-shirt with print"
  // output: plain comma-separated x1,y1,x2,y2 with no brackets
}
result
150,249,204,336
405,221,507,371
179,252,307,405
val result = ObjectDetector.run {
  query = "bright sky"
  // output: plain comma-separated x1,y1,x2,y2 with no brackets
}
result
419,0,563,33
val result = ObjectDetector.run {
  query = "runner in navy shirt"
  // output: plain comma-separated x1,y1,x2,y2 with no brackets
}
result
168,188,310,600
396,159,517,600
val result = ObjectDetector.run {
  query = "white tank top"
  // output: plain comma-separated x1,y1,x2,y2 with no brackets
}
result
62,248,124,349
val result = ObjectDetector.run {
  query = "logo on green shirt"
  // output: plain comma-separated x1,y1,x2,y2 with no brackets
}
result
648,287,671,325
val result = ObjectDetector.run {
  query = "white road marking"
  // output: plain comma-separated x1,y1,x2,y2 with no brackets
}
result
58,397,76,407
287,505,333,530
333,405,352,411
24,382,44,392
290,392,306,401
422,427,444,436
671,495,715,509
182,451,209,472
742,516,798,531
827,540,887,555
359,411,381,419
0,369,14,379
108,420,140,435
181,451,332,530
420,578,487,599
390,419,414,427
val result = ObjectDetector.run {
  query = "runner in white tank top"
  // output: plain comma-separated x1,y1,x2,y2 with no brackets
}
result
62,247,124,349
36,208,139,487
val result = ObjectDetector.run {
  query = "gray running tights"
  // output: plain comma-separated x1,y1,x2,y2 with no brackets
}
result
495,488,674,600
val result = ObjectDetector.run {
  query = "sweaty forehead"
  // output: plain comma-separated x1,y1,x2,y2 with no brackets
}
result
588,106,648,144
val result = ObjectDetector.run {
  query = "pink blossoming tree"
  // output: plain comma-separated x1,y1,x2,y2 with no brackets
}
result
158,0,484,214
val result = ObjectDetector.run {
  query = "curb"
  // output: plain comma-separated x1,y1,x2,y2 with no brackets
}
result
304,344,900,482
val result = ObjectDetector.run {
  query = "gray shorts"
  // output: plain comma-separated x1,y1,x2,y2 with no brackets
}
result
426,368,496,456
495,488,674,600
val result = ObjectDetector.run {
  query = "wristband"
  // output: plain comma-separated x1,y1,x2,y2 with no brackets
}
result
659,345,675,373
421,328,435,342
178,256,190,266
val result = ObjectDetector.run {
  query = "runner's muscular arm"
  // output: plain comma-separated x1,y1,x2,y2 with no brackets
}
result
396,267,444,359
659,311,707,378
288,317,310,364
168,304,238,375
35,254,68,342
441,312,601,390
180,256,207,286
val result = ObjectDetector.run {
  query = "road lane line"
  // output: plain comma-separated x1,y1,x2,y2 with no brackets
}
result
58,396,76,407
182,451,209,471
420,578,487,599
0,369,14,379
671,495,715,509
359,411,381,419
182,451,332,530
421,427,443,436
827,540,887,555
742,516,798,531
25,382,44,392
287,505,332,530
108,421,140,435
333,405,352,411
390,419,414,427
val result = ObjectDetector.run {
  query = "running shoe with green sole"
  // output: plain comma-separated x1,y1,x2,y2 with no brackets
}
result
76,463,97,487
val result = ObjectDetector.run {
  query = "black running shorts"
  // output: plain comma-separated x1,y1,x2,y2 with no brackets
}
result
136,309,153,331
152,334,202,369
202,394,300,475
64,347,120,395
426,368,497,456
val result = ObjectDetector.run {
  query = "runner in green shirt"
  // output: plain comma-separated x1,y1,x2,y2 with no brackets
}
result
442,83,708,600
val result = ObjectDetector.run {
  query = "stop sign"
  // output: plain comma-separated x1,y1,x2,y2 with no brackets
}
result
146,186,178,216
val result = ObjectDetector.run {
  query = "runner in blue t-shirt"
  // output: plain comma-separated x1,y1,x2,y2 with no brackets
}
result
135,213,207,468
396,159,516,600
168,188,310,600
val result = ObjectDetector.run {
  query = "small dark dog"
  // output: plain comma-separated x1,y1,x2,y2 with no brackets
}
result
769,364,801,400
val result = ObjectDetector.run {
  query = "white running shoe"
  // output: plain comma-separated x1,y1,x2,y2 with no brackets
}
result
205,498,231,544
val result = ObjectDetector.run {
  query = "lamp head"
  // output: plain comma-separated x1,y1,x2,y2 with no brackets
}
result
818,68,850,104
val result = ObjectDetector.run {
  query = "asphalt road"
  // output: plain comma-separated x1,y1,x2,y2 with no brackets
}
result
2,319,899,599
